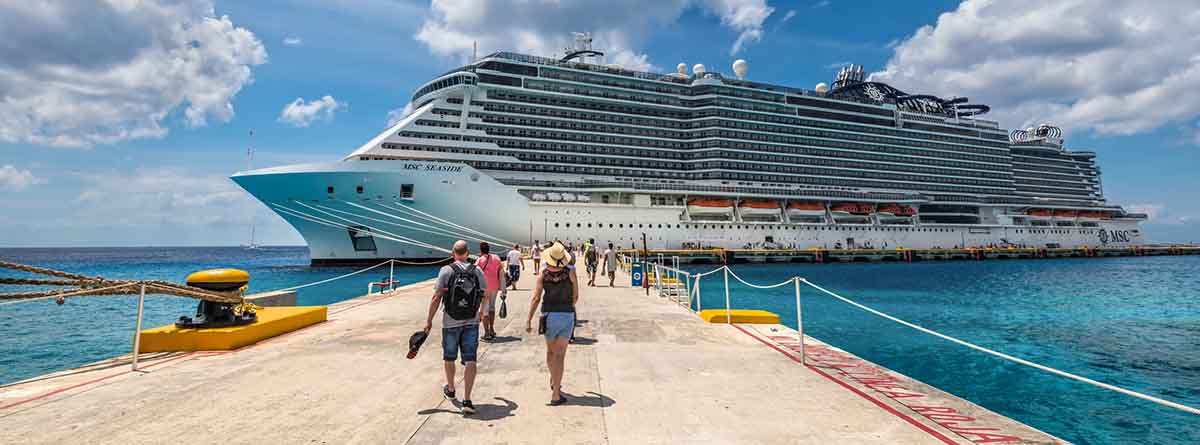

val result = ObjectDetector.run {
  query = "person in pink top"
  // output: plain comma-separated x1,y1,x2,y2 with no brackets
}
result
476,241,504,342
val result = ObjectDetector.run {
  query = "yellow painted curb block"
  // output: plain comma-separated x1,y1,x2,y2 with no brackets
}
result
138,306,327,352
699,309,780,324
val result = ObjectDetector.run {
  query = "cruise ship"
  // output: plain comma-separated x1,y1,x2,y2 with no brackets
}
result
233,35,1146,265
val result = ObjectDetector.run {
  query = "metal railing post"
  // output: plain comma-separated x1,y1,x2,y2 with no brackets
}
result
131,282,146,371
723,267,731,324
695,275,702,313
388,259,395,292
794,277,804,365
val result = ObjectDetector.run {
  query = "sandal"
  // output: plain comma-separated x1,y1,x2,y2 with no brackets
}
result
550,395,568,406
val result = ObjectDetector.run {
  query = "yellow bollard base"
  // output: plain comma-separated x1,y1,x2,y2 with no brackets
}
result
138,306,327,352
698,309,780,324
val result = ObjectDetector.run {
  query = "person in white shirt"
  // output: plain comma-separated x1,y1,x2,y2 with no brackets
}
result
601,242,618,287
505,244,524,290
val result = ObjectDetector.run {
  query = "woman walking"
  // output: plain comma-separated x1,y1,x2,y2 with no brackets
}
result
525,242,578,405
530,241,542,275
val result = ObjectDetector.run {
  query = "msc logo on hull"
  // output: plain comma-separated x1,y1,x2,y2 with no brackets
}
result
1098,229,1133,244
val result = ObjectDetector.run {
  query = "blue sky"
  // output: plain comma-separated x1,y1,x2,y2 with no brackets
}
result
1,0,1197,246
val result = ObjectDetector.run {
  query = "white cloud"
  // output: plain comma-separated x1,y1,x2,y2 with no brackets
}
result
1127,203,1166,223
871,0,1200,139
283,36,303,46
0,165,43,191
0,0,267,148
278,95,345,127
414,0,774,69
812,1,830,8
780,10,797,23
386,102,416,127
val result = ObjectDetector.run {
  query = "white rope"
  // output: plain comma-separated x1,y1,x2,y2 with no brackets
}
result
340,202,508,247
273,205,442,253
727,268,794,289
275,260,396,292
281,202,450,253
800,278,1200,416
273,205,454,259
382,201,518,247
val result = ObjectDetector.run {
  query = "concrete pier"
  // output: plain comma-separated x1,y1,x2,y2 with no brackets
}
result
0,268,1064,444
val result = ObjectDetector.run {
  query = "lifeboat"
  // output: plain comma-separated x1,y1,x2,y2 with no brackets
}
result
1026,208,1052,218
1077,211,1103,220
830,202,872,222
877,204,916,217
737,200,782,218
687,198,734,216
1052,209,1078,218
786,201,825,217
876,203,915,223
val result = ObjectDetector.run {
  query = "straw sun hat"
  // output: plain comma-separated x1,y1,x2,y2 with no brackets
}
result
542,243,569,268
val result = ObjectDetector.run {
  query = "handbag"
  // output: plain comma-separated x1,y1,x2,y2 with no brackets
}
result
538,314,547,335
498,293,508,319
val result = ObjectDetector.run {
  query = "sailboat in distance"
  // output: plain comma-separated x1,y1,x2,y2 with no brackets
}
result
242,130,260,250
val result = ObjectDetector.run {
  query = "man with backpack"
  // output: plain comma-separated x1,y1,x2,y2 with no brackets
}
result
424,240,490,415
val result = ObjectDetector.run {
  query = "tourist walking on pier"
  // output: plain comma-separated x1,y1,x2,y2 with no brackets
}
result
476,242,502,342
526,243,578,405
424,240,490,415
602,243,617,287
531,241,542,275
584,239,599,286
506,243,523,291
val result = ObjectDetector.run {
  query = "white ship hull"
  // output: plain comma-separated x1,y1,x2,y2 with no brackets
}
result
233,160,1145,264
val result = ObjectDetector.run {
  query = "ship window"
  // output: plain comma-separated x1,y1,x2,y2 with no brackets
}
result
356,185,364,194
348,226,378,252
327,186,334,194
400,184,415,200
555,223,560,228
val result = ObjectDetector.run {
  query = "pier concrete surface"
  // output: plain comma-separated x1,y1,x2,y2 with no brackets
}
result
0,267,1063,444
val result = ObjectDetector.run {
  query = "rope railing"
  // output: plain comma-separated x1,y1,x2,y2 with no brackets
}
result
663,264,1200,416
798,278,1200,416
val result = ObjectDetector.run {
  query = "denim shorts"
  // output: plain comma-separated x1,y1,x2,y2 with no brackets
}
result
442,324,479,364
544,312,575,340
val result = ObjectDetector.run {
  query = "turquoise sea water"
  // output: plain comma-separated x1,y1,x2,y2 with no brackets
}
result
685,257,1199,445
0,247,436,386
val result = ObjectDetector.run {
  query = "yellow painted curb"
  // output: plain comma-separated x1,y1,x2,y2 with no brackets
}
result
138,306,327,352
698,309,780,324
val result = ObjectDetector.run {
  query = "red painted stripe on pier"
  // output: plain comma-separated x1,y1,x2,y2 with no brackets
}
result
731,324,959,445
0,352,198,411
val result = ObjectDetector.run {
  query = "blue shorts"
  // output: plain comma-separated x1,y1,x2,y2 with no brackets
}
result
442,324,479,364
544,312,575,340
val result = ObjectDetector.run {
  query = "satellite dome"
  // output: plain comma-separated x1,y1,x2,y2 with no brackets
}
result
732,59,748,79
676,63,687,76
692,64,706,75
815,82,829,93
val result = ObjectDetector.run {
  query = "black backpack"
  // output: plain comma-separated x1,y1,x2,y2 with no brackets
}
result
443,263,482,320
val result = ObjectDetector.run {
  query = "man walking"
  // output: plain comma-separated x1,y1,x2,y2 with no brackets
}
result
584,238,599,286
602,242,618,287
424,240,490,415
506,243,523,290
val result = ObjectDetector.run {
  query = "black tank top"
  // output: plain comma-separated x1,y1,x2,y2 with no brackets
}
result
540,269,574,313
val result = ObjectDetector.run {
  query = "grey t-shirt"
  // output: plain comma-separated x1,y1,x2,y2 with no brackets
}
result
435,260,487,328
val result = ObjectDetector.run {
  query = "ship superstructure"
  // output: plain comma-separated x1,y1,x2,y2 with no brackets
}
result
233,36,1145,264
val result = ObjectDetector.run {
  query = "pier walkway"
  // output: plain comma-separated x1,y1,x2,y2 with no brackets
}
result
0,267,1060,444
